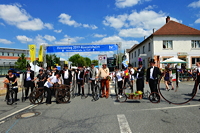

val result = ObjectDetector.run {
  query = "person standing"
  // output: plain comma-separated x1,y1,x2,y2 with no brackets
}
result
51,65,59,76
89,63,98,94
44,73,62,105
97,64,110,98
23,64,35,99
113,66,123,95
146,59,162,93
4,70,18,101
76,66,85,96
136,61,145,93
35,69,46,88
61,64,72,88
123,66,133,92
129,64,135,92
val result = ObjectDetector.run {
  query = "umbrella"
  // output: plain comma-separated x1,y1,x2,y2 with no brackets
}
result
160,57,187,64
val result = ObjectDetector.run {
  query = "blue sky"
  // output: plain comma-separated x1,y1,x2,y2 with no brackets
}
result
0,0,200,60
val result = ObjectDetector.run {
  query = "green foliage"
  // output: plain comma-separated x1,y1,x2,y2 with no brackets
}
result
69,54,92,66
91,60,98,66
46,54,60,66
15,53,28,70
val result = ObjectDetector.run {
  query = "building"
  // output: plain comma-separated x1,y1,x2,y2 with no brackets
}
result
128,16,200,69
0,47,29,75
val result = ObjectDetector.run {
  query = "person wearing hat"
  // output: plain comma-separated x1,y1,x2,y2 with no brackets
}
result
96,63,110,98
51,65,59,76
128,64,135,92
146,59,162,94
44,73,62,104
23,64,35,99
136,61,145,93
35,69,46,88
123,65,133,92
89,63,98,94
76,65,85,96
60,64,72,88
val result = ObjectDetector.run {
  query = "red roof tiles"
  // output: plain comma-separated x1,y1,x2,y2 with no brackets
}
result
153,20,200,35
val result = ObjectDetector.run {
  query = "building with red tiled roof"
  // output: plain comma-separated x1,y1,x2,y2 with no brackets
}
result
0,47,29,75
128,16,200,68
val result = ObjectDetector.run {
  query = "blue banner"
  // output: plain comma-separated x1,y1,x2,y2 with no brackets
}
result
46,44,118,53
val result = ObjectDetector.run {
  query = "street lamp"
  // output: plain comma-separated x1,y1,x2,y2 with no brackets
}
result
68,39,70,61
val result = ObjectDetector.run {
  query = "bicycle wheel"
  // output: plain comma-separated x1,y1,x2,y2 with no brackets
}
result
117,93,127,103
7,90,16,105
56,89,71,103
149,92,160,103
29,90,44,104
92,85,100,101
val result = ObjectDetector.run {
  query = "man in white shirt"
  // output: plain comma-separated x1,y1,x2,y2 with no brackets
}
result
44,73,61,104
89,63,98,94
61,64,72,89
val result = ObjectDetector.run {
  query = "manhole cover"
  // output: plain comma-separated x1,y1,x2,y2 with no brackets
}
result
15,112,40,119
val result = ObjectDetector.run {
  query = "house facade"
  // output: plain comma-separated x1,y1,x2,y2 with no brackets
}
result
128,16,200,69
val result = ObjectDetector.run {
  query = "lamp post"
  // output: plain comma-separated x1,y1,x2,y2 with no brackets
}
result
68,39,70,61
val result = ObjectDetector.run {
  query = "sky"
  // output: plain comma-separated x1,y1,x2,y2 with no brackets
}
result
0,0,200,61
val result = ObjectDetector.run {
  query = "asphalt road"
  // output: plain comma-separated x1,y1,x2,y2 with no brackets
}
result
0,80,200,133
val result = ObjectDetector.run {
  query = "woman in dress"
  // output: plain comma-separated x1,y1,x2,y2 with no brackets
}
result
164,66,174,91
4,70,18,101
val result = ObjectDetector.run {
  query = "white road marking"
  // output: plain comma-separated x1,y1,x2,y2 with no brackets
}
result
0,104,37,122
0,121,5,125
117,114,132,133
133,104,200,111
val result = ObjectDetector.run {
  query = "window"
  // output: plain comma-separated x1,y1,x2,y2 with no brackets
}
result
192,57,200,64
163,40,173,49
138,49,140,56
143,46,145,54
148,43,151,51
191,40,200,48
134,51,136,57
14,53,18,57
4,52,8,56
132,53,133,59
2,52,4,56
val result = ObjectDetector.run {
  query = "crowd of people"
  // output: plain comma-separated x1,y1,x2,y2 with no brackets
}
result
3,59,200,105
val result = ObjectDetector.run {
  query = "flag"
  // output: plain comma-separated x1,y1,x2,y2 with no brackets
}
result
29,44,36,62
122,58,129,68
39,45,43,62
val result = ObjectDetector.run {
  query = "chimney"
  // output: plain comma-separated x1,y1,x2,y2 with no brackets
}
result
166,16,170,23
153,28,156,33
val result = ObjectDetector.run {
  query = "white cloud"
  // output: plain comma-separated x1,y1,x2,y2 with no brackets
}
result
55,35,84,44
58,13,98,29
115,0,140,8
195,18,200,23
144,5,157,10
93,34,107,38
103,10,182,38
93,35,138,51
119,28,152,38
54,29,62,33
34,35,46,47
44,35,56,42
58,13,81,27
188,0,200,8
0,38,13,44
44,23,54,30
103,14,128,29
16,35,33,43
0,4,53,30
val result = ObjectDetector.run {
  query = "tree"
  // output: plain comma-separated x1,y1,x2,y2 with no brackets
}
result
91,60,98,66
84,57,91,67
15,53,28,70
46,54,60,67
69,54,81,66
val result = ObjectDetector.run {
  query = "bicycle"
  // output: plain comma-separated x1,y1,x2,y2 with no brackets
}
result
91,79,101,101
4,82,17,105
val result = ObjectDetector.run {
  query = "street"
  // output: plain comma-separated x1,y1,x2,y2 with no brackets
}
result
0,81,200,133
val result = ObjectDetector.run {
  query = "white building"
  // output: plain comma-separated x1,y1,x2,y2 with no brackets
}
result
128,16,200,69
0,47,29,75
